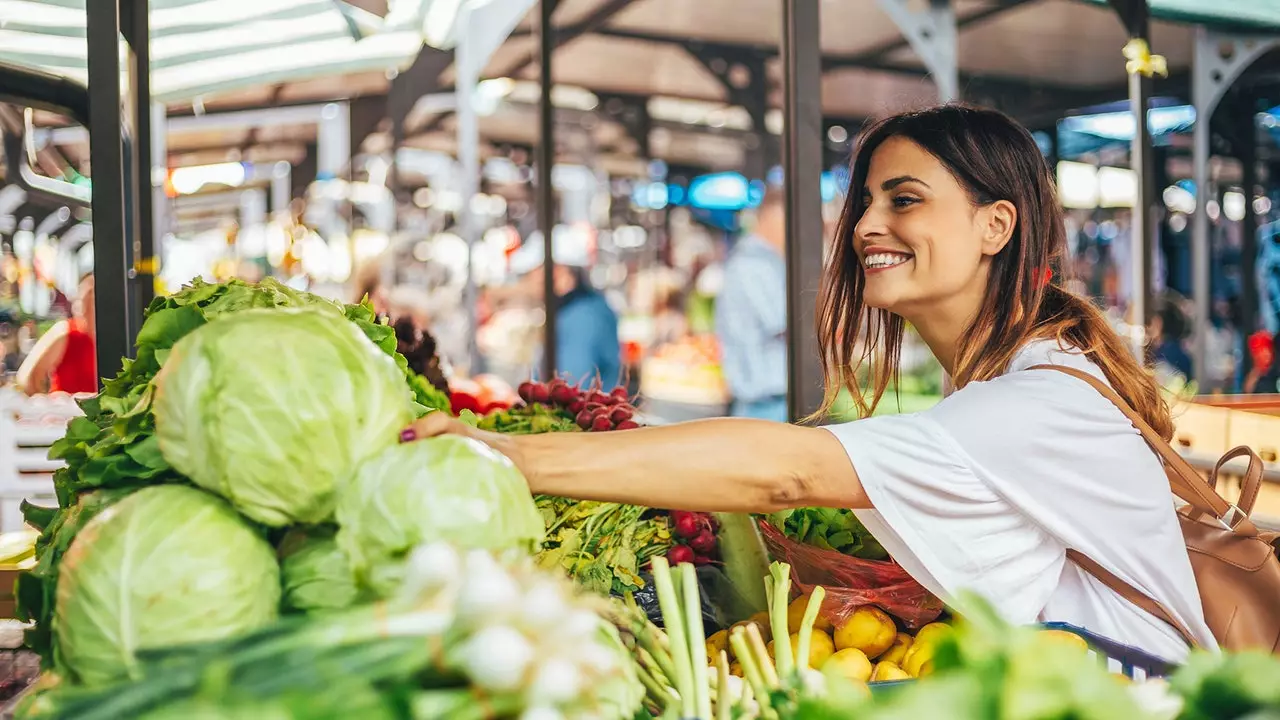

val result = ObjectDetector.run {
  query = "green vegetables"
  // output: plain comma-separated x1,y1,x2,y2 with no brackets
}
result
54,485,280,685
153,308,416,526
767,507,888,560
336,436,546,597
17,279,447,668
535,498,674,595
1170,650,1280,720
279,528,366,614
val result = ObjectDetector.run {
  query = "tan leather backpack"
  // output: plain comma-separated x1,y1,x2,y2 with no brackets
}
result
1033,364,1280,653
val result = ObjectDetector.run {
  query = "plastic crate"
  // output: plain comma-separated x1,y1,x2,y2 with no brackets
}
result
869,621,1176,693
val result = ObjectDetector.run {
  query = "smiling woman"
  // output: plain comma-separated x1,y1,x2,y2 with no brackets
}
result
404,104,1221,663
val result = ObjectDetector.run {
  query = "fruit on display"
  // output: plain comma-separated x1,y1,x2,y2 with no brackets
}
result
825,648,874,683
833,605,898,659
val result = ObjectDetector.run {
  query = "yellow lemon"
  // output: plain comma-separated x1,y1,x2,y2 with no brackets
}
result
901,639,940,678
771,629,836,668
879,633,913,665
823,648,873,683
870,661,912,682
1038,629,1090,653
911,622,952,646
787,592,833,633
833,606,898,659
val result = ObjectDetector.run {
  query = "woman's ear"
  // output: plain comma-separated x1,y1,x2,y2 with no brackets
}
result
980,200,1017,256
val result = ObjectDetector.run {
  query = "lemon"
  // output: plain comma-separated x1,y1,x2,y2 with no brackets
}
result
870,661,912,682
1038,629,1090,653
769,629,836,668
787,592,833,633
823,648,873,682
833,606,897,659
879,632,913,665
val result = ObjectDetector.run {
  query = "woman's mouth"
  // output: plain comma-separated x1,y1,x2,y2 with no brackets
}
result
863,251,913,271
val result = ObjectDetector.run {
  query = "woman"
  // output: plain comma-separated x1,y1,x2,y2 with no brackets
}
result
16,274,96,395
403,105,1213,661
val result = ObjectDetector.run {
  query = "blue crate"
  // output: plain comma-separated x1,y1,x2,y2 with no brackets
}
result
1039,622,1176,680
868,621,1176,693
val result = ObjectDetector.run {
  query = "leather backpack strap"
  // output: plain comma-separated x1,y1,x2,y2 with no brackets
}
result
1027,364,1240,524
1065,549,1200,648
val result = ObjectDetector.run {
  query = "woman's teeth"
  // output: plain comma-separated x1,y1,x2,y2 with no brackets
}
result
864,252,912,269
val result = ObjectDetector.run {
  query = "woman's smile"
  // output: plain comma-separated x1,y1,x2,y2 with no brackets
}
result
861,246,915,273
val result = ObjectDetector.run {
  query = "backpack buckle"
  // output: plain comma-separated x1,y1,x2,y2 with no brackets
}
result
1220,503,1246,530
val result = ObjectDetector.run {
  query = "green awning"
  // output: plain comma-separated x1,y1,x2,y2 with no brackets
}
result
0,0,438,103
1079,0,1280,34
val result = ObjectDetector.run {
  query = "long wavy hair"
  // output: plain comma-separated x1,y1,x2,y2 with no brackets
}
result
816,104,1172,439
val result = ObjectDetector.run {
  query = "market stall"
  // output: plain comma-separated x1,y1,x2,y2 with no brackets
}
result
0,277,1275,719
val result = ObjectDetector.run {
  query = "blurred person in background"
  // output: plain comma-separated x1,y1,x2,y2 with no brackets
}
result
716,188,788,422
1147,295,1193,382
350,260,391,317
508,231,621,388
17,274,96,395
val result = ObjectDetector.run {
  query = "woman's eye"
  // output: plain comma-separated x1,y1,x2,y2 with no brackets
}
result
892,195,920,208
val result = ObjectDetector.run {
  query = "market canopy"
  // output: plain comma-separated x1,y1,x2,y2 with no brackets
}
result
1080,0,1280,34
0,0,438,103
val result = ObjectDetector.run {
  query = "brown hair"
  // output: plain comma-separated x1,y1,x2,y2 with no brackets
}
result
816,104,1172,439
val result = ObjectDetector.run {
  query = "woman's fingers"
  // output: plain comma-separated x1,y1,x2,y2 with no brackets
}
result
400,411,461,443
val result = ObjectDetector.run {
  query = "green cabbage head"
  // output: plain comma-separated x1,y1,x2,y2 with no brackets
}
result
336,436,545,596
153,307,416,526
54,485,280,685
279,529,365,614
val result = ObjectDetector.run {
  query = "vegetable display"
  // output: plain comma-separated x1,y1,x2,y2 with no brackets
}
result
336,436,545,597
278,528,366,614
53,485,279,685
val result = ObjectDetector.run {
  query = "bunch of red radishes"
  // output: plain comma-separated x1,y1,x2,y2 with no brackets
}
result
664,510,719,566
517,379,642,432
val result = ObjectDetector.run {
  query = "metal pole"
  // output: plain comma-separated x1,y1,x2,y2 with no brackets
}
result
1239,99,1259,364
122,0,155,320
781,0,824,422
1191,89,1211,382
86,0,131,381
537,0,558,381
1124,3,1155,359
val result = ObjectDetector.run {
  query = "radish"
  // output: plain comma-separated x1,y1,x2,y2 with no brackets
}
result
575,410,594,430
689,530,716,554
550,384,578,406
671,511,700,539
583,402,603,413
666,545,695,566
529,381,550,404
518,382,535,403
609,406,632,424
610,387,630,403
615,420,640,431
693,555,714,566
568,399,586,414
587,391,611,406
590,416,613,432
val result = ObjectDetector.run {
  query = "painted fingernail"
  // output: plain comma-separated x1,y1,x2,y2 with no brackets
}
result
399,428,417,443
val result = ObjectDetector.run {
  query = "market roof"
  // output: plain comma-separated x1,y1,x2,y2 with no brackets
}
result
0,0,431,103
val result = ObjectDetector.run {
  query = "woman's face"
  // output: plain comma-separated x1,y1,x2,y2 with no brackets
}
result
853,136,1013,320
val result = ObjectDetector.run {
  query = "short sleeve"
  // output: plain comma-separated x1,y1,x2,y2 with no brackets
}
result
824,412,1066,623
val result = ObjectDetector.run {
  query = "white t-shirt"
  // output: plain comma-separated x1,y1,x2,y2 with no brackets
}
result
824,340,1216,662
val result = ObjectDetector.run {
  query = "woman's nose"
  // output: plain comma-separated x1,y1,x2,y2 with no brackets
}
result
854,207,888,243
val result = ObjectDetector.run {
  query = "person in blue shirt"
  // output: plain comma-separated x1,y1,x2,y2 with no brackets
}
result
715,189,789,422
509,230,622,389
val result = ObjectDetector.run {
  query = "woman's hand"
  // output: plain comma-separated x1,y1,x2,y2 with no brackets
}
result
401,412,526,473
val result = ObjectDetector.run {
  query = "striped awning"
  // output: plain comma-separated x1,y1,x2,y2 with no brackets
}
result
0,0,445,103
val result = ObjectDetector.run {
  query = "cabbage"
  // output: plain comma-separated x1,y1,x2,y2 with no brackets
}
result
54,485,280,685
153,308,416,526
279,529,365,614
336,437,545,595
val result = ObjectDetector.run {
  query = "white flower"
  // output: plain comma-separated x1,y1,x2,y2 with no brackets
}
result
520,580,570,630
458,625,535,692
456,563,523,625
519,707,565,720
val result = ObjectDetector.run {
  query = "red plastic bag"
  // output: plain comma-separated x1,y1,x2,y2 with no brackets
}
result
758,520,944,630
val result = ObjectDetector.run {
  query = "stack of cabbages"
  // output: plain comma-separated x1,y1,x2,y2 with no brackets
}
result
14,280,626,716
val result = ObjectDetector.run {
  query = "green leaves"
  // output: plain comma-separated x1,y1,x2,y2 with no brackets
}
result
768,507,889,560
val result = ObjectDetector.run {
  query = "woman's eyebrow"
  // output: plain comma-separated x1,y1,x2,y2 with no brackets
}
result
881,175,929,190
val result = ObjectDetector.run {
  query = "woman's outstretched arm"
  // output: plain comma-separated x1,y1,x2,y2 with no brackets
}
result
403,414,869,514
